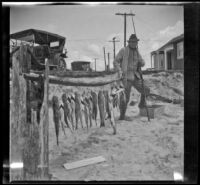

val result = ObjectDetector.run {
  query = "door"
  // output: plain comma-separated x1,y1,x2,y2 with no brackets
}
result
167,51,172,70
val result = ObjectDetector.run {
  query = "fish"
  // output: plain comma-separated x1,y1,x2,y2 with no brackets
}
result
75,92,84,129
82,96,89,129
91,91,98,126
98,90,106,127
85,95,93,128
52,95,61,145
111,85,125,110
61,93,73,133
69,94,76,130
102,90,117,135
103,90,111,120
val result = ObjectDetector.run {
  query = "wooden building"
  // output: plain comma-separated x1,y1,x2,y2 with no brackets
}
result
150,34,184,70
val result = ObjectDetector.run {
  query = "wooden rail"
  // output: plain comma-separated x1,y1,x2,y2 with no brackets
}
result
24,72,121,87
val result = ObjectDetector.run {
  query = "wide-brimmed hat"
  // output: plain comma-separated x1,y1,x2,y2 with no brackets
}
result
128,34,139,42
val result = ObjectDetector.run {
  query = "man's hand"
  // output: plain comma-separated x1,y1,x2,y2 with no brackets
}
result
138,62,145,68
118,68,123,79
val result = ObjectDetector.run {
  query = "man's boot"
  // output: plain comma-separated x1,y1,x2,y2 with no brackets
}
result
138,94,147,109
119,106,126,120
119,99,127,120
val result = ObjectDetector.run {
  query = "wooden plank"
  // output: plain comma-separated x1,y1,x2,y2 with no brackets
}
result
63,156,106,170
23,110,40,180
23,71,121,87
10,48,24,181
49,70,117,78
10,46,29,181
38,59,50,180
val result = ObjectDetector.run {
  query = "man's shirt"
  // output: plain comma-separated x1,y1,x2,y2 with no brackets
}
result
113,46,145,81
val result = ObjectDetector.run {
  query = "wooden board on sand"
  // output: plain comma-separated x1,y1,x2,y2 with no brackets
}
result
63,156,106,170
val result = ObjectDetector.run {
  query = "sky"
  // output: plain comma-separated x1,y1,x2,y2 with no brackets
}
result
9,3,184,71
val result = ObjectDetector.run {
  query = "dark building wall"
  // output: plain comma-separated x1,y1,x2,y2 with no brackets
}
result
173,41,184,70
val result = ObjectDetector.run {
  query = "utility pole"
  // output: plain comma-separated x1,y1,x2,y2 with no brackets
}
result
94,58,98,71
107,53,110,71
109,37,120,60
115,12,135,47
103,47,107,71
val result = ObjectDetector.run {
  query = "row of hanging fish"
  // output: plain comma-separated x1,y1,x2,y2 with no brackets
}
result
51,84,126,145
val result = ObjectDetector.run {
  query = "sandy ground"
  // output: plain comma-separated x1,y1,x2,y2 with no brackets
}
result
48,72,184,181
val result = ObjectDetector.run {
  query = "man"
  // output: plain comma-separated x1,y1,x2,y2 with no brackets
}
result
113,34,150,120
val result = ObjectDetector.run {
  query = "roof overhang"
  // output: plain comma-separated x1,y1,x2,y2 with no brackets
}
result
10,28,66,45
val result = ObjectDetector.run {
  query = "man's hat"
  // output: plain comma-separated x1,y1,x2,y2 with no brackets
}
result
128,34,139,42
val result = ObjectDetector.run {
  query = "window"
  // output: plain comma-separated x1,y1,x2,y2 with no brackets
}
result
177,41,183,59
50,41,59,47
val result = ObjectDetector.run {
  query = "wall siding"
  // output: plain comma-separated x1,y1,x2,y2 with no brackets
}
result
174,42,184,70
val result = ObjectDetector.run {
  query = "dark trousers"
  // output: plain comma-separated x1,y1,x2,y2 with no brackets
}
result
120,77,150,118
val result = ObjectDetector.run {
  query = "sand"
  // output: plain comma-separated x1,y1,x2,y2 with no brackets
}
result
48,71,184,181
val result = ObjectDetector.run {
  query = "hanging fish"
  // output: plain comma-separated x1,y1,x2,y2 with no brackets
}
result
61,93,73,133
52,95,61,146
107,91,117,135
98,90,106,127
82,96,89,130
91,91,98,126
85,94,93,127
111,85,125,109
111,86,117,108
69,94,76,130
75,92,84,129
103,90,111,120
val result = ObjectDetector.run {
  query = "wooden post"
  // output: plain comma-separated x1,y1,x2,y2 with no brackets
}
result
124,14,126,47
103,47,107,71
115,12,135,47
10,45,50,181
20,45,42,180
107,53,110,71
109,37,120,60
23,110,40,180
38,59,50,180
10,45,29,181
94,58,98,72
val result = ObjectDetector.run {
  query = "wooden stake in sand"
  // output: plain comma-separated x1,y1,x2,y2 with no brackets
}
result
63,156,106,170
